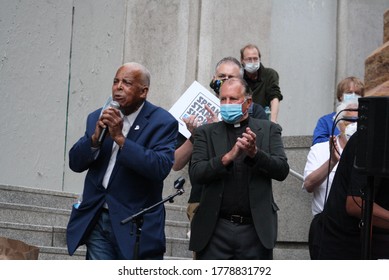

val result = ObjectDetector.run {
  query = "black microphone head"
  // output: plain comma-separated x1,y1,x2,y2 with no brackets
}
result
174,177,185,189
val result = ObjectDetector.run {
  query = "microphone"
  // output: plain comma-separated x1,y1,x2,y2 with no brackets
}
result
174,177,185,189
339,116,358,122
97,100,120,146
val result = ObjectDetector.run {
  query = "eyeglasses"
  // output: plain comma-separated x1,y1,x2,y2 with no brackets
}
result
243,57,259,63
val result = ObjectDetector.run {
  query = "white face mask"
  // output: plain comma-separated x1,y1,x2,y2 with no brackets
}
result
244,62,260,73
345,122,357,140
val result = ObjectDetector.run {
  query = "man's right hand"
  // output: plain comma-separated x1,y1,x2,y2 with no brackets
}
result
183,115,201,134
91,121,104,148
205,104,219,123
91,107,123,147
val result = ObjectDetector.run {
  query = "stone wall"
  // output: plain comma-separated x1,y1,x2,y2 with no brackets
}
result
1,0,389,260
365,9,389,96
385,9,389,44
1,0,388,193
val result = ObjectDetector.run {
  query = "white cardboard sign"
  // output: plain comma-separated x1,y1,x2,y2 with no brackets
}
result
169,81,220,138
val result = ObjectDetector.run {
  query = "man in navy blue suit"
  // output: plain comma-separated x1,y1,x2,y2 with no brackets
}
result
66,62,178,260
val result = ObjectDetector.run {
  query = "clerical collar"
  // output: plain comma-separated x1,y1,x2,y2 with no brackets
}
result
226,117,249,128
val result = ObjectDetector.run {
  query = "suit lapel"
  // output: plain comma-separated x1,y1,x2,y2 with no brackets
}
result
126,101,152,142
249,118,264,149
107,102,151,187
126,115,149,142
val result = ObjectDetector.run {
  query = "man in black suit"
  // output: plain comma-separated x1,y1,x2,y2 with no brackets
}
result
189,77,289,259
174,57,267,225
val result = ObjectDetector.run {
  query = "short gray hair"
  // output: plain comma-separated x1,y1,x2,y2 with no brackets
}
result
215,57,244,78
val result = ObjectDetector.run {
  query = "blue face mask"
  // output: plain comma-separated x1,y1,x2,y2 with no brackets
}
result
343,92,360,103
220,100,247,124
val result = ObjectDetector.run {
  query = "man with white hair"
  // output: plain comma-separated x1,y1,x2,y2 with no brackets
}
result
303,101,359,216
189,77,289,259
67,62,178,260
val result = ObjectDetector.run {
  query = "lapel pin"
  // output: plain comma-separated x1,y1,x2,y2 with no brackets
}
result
134,125,140,130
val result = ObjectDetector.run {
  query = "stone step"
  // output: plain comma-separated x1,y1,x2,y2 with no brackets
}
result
0,203,70,227
165,220,190,239
0,221,191,260
0,218,189,246
0,202,71,227
38,246,191,260
0,221,66,248
38,246,86,260
0,185,192,260
0,184,189,222
0,219,308,260
0,217,188,247
38,246,306,260
165,204,188,222
166,237,192,259
0,202,189,240
0,184,77,210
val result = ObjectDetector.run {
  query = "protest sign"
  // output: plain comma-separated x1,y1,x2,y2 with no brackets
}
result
169,81,220,138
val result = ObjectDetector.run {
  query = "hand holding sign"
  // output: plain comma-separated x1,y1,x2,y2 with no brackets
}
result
169,81,220,138
183,115,200,134
205,104,219,124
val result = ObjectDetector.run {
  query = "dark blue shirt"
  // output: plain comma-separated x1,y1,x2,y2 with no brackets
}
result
312,112,340,145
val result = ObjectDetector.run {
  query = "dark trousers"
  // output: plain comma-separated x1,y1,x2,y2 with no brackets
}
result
196,218,272,260
308,213,322,260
